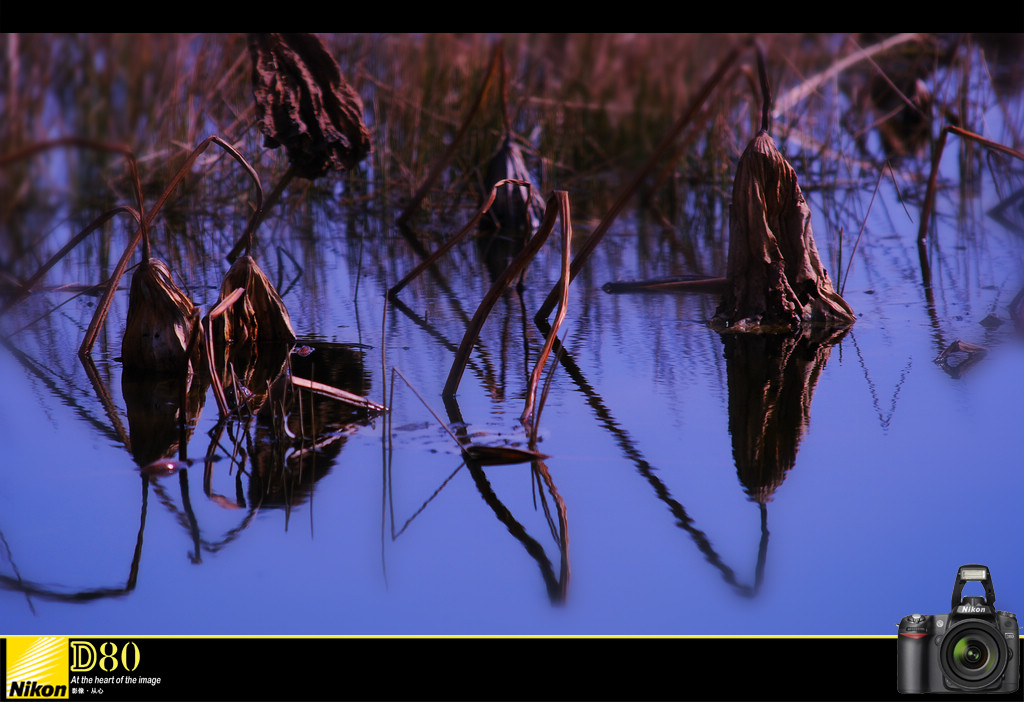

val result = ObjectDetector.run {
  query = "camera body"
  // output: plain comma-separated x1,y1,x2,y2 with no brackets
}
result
898,564,1019,694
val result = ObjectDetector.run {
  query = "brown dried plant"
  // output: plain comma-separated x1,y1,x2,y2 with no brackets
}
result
226,32,371,262
712,45,855,332
122,258,199,372
217,254,297,346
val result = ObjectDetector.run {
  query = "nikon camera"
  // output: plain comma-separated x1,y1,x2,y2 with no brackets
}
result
897,564,1019,694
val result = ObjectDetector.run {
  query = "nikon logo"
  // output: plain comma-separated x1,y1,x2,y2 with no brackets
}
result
8,681,69,699
5,636,69,700
958,605,988,613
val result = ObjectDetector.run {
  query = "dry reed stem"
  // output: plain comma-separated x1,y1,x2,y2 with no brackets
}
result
917,124,1024,245
522,190,571,425
388,177,534,298
290,375,386,413
916,125,1024,284
0,205,141,317
839,163,889,296
535,37,752,322
227,162,297,262
772,33,923,120
0,138,147,314
396,44,501,226
529,339,565,446
443,191,562,398
79,135,264,357
205,287,245,416
79,235,144,358
392,366,465,449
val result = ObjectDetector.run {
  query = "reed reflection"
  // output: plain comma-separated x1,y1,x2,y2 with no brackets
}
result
544,322,767,598
0,474,148,607
450,394,568,604
383,445,569,605
247,342,376,510
0,339,379,611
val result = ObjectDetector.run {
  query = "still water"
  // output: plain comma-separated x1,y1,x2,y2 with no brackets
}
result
1,34,1023,636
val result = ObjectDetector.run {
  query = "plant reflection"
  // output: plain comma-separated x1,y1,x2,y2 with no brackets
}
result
122,368,207,467
722,326,848,504
200,340,380,533
464,456,569,604
450,394,569,604
540,320,768,598
0,340,380,607
382,434,570,604
0,476,147,605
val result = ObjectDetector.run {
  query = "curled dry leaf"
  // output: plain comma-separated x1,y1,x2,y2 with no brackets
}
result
121,258,197,372
248,32,371,179
935,339,987,378
713,132,855,332
217,255,296,345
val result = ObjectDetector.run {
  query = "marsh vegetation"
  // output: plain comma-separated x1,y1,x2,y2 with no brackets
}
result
1,33,1022,634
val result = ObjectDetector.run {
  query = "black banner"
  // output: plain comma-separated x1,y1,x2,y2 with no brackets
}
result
1,636,1021,701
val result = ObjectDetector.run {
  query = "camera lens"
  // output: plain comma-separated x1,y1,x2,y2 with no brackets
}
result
941,626,1006,688
953,638,990,671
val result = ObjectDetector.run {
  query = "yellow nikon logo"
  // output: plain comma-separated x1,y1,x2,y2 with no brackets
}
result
6,637,69,699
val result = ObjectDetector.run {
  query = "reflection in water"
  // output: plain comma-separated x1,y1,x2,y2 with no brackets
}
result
383,453,570,604
542,320,767,597
0,340,377,607
451,392,569,604
122,367,206,467
465,456,569,604
0,475,148,605
717,326,845,595
381,374,569,603
477,226,530,286
722,326,847,503
246,342,375,511
3,34,1023,635
202,340,378,534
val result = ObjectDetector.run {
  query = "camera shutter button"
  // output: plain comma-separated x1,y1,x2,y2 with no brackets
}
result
908,614,925,623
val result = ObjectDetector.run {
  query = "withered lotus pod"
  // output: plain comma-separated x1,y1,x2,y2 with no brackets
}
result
218,255,296,345
121,258,197,372
248,33,371,179
714,131,855,332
